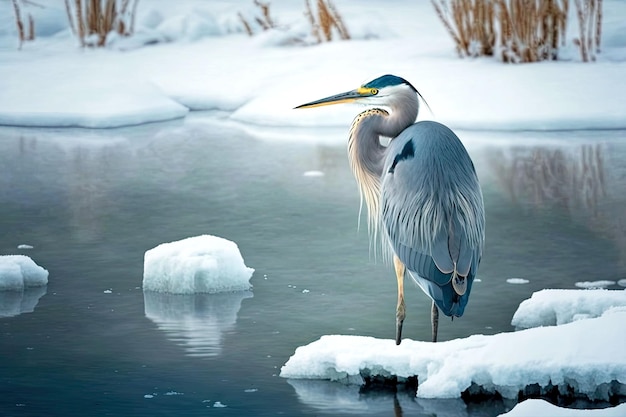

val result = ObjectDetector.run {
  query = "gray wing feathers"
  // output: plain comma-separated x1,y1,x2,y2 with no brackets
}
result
381,121,484,281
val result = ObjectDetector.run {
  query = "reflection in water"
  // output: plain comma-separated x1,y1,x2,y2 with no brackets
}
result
286,379,507,416
0,286,47,318
490,143,626,268
491,144,605,213
144,290,252,358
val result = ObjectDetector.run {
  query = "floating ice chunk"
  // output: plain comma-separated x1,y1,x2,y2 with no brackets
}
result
17,244,33,249
511,289,626,329
575,280,616,289
143,235,254,294
0,255,48,291
303,170,324,177
498,398,626,416
506,278,529,284
619,279,626,287
213,401,227,408
281,311,626,400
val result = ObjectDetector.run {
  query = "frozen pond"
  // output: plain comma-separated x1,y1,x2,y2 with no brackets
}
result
1,114,625,416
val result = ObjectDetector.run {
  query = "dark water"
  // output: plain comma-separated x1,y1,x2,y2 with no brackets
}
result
1,114,625,416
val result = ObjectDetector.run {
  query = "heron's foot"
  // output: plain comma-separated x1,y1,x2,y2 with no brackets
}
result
451,273,467,296
395,316,404,345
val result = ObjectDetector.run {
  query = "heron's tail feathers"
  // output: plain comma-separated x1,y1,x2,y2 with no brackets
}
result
451,262,467,296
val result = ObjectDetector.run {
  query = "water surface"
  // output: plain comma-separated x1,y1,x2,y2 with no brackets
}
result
1,116,625,416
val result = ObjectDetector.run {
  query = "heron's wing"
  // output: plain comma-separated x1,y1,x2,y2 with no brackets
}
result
394,215,476,285
381,121,485,315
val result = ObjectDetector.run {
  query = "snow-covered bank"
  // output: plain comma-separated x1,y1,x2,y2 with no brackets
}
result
1,1,625,130
281,308,626,400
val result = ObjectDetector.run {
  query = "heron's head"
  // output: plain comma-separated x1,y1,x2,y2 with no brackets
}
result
295,74,420,109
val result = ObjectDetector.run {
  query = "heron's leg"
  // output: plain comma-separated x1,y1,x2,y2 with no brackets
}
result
393,255,405,345
431,300,439,343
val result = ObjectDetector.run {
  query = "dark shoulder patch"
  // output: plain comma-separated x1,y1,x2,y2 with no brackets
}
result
388,140,414,174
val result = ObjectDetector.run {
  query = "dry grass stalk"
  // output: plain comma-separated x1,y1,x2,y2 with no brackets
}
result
11,0,37,49
65,0,139,47
497,0,569,62
573,0,602,61
326,0,349,40
238,12,254,36
433,0,574,62
432,0,496,57
496,0,569,62
304,0,321,42
238,0,277,36
304,0,350,43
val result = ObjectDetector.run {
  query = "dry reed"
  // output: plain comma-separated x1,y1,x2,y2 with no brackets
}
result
64,0,139,47
431,0,495,57
11,0,37,49
496,0,568,62
573,0,602,61
238,0,277,36
433,0,603,63
304,0,350,43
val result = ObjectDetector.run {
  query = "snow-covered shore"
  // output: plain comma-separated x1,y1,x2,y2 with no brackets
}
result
1,1,625,131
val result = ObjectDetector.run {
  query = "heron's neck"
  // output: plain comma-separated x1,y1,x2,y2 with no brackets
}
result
347,109,387,240
380,88,419,138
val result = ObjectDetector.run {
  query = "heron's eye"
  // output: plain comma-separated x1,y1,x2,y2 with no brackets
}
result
370,88,379,95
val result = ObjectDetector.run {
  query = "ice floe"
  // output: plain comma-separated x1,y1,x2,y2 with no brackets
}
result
142,235,254,294
499,398,626,417
511,289,626,329
0,255,48,291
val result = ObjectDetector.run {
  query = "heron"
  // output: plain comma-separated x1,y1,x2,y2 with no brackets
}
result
295,74,485,344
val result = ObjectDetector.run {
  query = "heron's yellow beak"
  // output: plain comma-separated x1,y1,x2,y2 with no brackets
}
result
295,87,375,109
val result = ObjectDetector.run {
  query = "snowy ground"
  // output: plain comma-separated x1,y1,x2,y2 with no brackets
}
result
1,1,626,131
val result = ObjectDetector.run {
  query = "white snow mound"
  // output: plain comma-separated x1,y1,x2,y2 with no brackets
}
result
280,311,626,400
143,235,254,294
499,399,626,417
511,289,626,329
0,255,49,291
